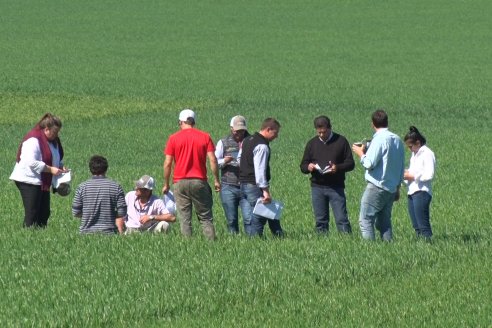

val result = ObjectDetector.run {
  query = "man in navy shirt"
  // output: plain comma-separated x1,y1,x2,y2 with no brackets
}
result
300,115,355,234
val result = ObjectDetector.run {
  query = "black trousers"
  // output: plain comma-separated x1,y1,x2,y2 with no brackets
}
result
15,181,51,228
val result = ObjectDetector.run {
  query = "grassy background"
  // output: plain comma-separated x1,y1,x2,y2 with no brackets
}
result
1,0,491,326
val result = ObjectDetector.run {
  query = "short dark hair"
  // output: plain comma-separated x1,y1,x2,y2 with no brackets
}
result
89,155,108,175
183,118,195,126
372,109,388,128
404,126,427,145
260,117,281,131
314,116,331,128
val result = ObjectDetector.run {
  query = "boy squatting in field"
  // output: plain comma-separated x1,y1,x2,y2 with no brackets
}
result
72,155,127,234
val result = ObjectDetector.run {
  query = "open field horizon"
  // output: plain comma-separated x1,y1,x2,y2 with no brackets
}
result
1,0,491,326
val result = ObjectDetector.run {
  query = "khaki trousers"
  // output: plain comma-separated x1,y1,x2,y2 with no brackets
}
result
174,179,215,240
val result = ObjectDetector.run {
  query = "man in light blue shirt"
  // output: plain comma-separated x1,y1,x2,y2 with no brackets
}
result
352,110,404,241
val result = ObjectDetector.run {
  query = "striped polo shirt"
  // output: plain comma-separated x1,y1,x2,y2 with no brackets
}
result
72,176,127,234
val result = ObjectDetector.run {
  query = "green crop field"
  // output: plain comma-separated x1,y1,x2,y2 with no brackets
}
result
1,0,491,326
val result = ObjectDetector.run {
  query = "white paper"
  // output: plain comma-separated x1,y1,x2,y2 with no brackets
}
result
229,151,239,159
253,199,284,220
314,163,332,174
54,171,72,188
228,151,239,166
162,191,177,215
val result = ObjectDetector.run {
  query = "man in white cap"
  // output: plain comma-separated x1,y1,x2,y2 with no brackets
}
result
125,175,175,234
215,115,252,235
162,109,220,240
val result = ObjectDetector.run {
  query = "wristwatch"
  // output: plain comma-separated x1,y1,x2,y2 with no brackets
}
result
149,215,155,220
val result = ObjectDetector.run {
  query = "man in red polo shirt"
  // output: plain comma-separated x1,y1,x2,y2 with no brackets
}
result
162,109,220,240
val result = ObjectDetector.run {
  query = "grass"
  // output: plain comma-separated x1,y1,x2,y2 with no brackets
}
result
1,0,491,326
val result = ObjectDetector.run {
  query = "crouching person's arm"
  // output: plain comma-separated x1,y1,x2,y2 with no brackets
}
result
158,212,176,223
115,217,125,235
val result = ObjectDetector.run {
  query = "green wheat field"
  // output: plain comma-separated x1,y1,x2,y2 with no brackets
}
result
1,0,491,326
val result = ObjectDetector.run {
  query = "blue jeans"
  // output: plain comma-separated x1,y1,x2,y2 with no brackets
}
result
220,184,252,235
311,184,351,234
359,183,395,241
240,183,283,237
408,191,432,238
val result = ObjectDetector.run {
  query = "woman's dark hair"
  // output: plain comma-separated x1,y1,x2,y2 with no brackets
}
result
37,113,62,129
404,126,426,145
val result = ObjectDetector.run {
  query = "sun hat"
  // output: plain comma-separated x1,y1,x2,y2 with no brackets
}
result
56,183,71,196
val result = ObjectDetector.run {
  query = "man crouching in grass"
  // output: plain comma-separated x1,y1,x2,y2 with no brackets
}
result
124,175,176,234
72,155,126,234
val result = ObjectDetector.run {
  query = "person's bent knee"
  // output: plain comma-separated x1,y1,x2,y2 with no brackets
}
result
154,221,171,233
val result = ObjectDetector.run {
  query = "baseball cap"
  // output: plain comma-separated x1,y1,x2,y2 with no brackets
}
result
135,175,155,190
230,115,247,131
179,109,195,122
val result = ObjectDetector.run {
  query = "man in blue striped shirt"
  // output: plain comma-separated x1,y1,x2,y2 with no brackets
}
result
352,110,404,241
72,155,127,234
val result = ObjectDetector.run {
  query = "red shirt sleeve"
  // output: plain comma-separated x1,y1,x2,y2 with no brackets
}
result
164,135,175,156
206,135,215,152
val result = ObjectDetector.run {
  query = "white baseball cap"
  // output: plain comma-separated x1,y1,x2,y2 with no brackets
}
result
179,109,195,122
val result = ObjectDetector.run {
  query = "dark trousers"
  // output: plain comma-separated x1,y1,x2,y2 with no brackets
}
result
15,181,51,228
311,185,352,234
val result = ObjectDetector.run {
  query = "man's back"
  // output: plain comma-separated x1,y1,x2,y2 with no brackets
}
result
363,128,405,192
165,128,214,182
72,176,127,234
